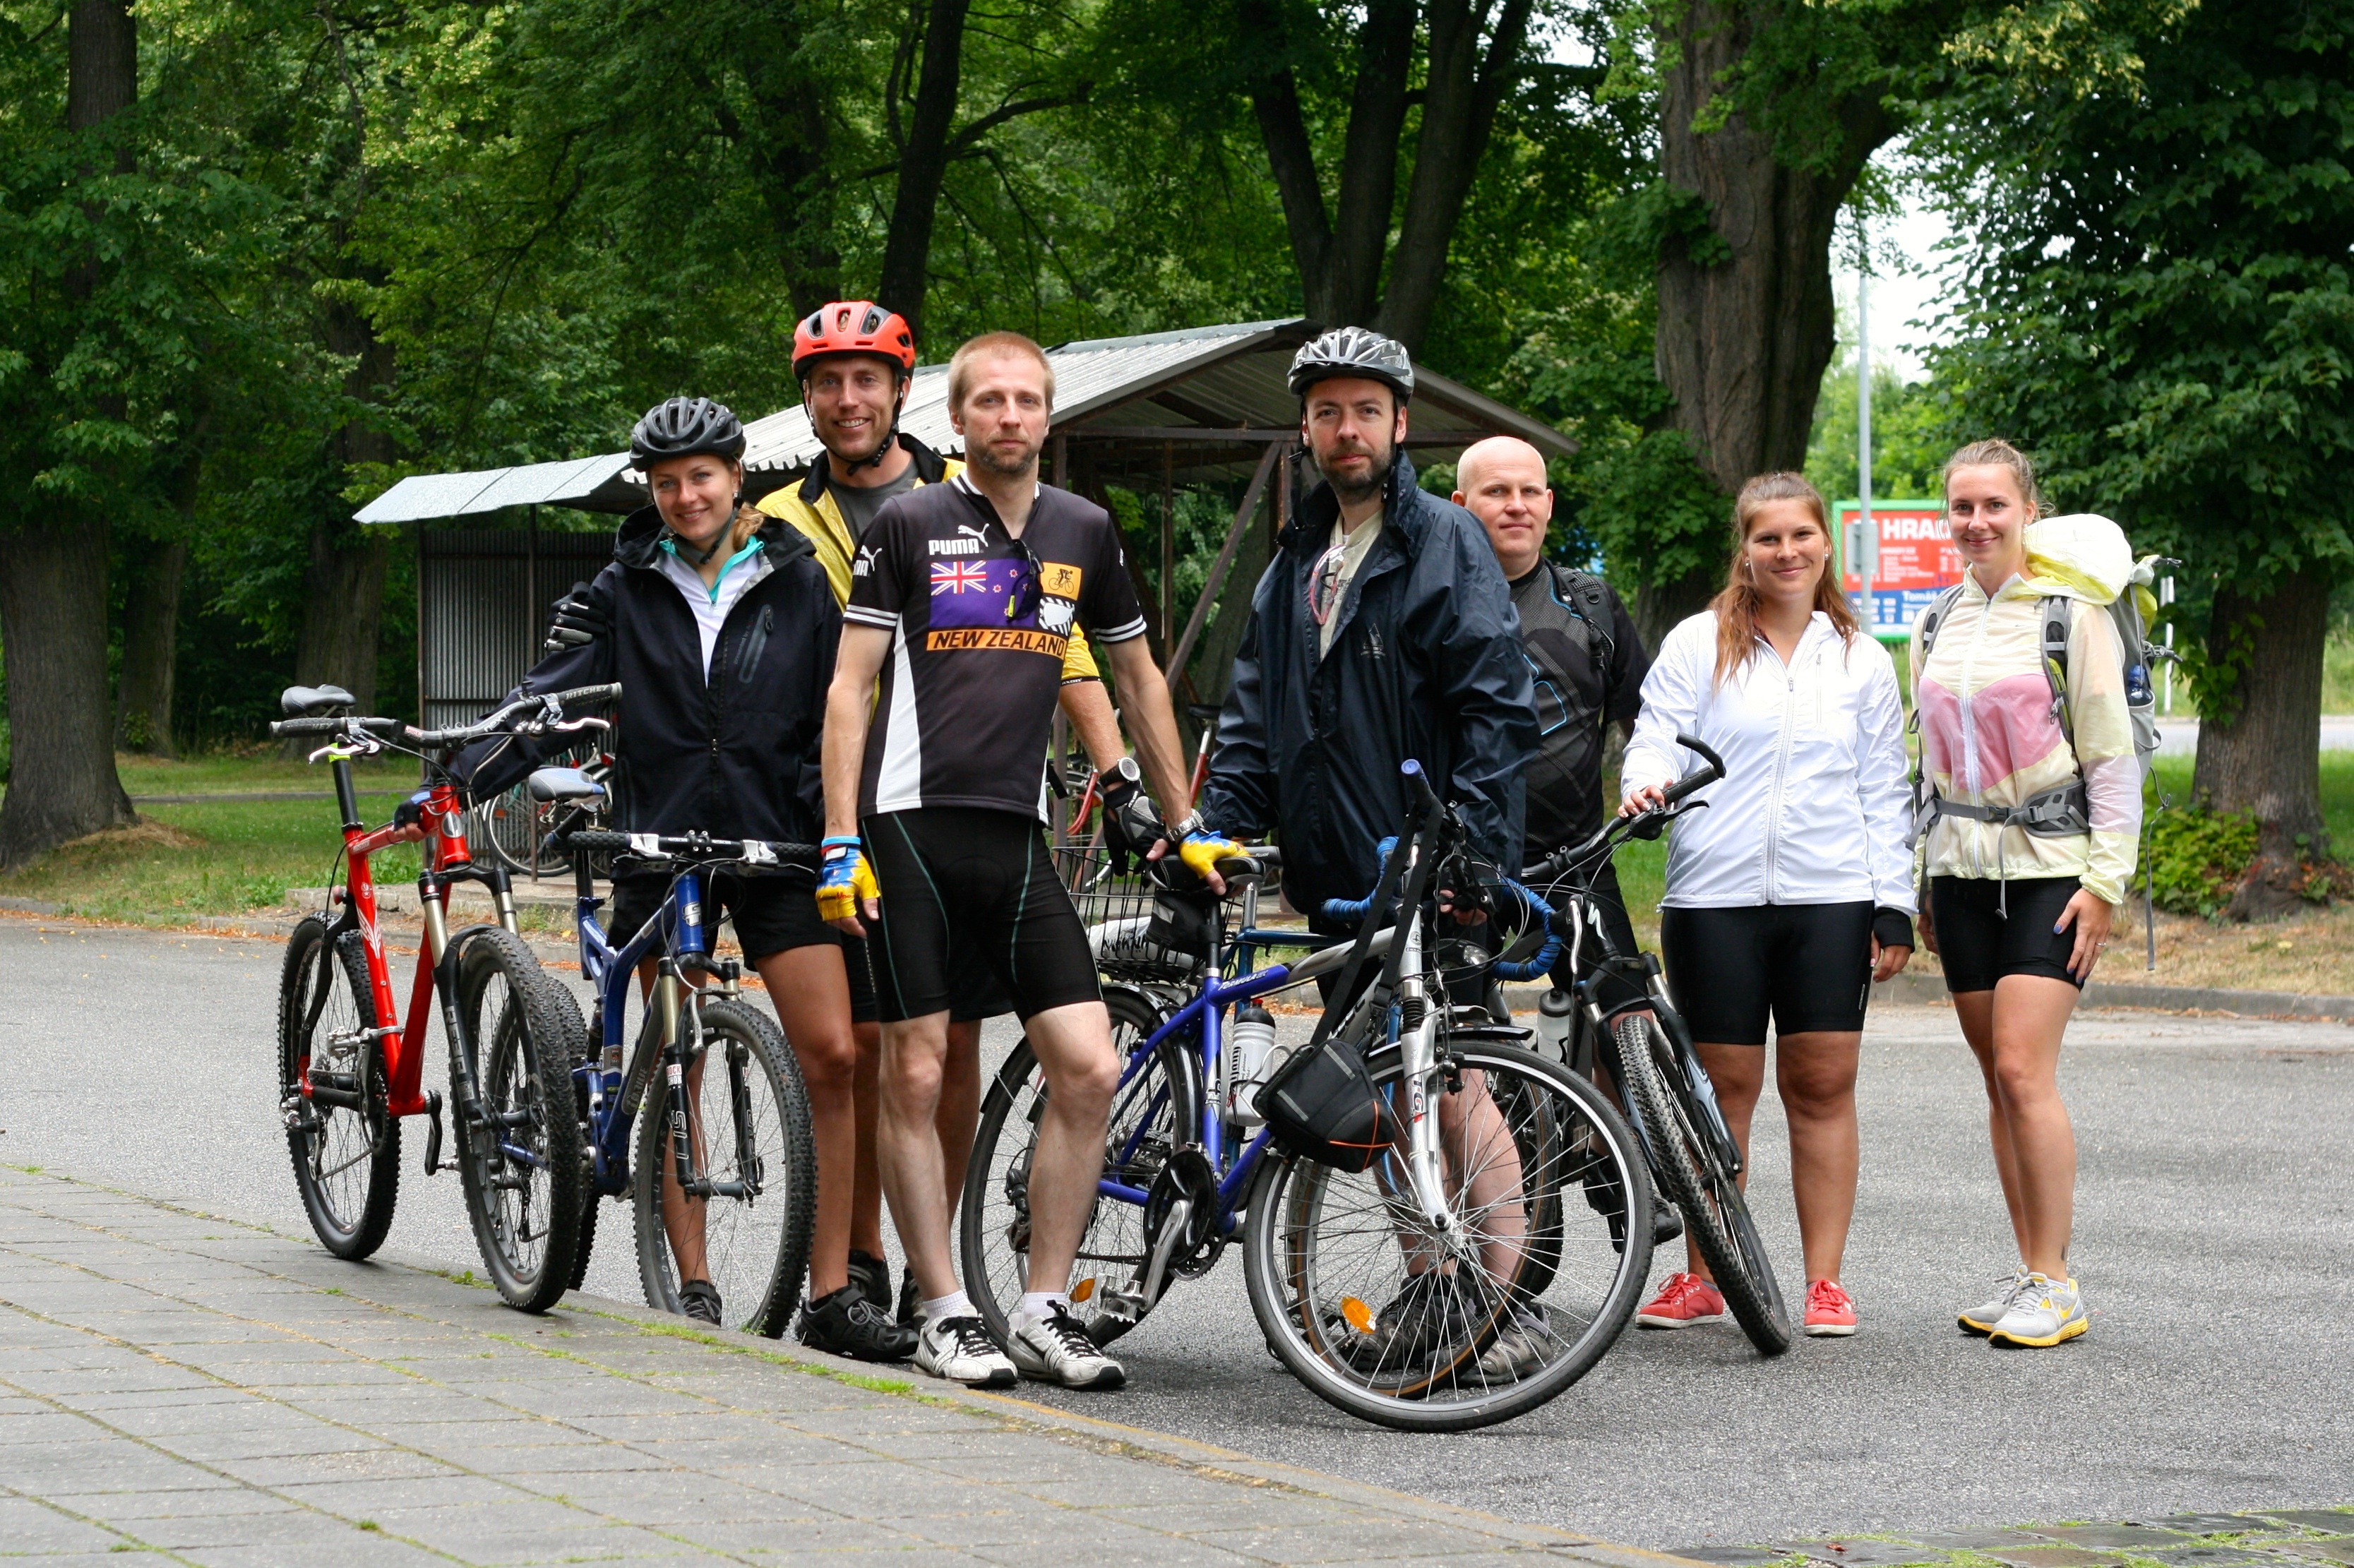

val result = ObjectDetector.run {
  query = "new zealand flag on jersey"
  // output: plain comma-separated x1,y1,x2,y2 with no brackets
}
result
927,557,1031,630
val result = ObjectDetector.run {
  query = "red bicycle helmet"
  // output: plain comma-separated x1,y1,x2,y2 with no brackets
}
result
793,301,917,379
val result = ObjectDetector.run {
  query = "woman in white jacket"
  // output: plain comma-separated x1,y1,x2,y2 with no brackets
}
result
1620,472,1916,1338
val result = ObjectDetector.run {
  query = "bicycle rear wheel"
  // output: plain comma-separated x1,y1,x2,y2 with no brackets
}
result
1608,1011,1791,1354
1244,1042,1654,1431
277,916,400,1259
454,930,589,1312
635,998,815,1336
962,987,1190,1346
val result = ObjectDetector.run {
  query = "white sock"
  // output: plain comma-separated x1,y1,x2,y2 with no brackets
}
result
923,1290,974,1324
1015,1291,1070,1327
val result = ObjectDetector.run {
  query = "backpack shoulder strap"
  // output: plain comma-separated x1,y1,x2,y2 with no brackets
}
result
1543,561,1616,671
2039,595,2074,745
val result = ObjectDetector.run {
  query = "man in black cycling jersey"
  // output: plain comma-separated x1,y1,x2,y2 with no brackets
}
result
818,331,1211,1392
466,397,912,1356
755,301,1134,1341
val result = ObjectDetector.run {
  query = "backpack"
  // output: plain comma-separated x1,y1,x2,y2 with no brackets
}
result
1913,520,2176,953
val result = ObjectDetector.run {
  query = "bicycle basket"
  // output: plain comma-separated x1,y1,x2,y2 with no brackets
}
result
1053,842,1194,982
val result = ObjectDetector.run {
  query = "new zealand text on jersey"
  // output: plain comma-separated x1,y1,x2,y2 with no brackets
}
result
926,627,1068,655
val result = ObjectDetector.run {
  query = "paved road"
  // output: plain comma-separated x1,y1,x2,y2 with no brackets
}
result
2151,715,2354,754
4,914,2350,1549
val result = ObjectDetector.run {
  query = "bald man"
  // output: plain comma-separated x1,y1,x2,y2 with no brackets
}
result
1453,437,1650,1007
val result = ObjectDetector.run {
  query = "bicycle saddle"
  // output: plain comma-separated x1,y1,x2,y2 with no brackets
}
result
1185,701,1223,723
279,684,355,717
527,766,607,803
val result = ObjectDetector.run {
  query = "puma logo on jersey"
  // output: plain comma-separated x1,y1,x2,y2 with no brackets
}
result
928,537,983,556
853,545,876,577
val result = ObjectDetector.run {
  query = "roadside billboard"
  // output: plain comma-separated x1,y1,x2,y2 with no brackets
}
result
1837,501,1957,641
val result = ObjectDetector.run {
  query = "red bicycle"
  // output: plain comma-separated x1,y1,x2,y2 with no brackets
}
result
270,681,616,1312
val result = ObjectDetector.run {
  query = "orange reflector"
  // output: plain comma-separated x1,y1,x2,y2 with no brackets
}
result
1341,1295,1375,1334
1070,1277,1096,1303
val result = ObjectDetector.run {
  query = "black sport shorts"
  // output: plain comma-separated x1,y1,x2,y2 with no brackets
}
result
608,869,837,966
863,808,1102,1024
839,930,1008,1027
1928,875,2086,993
1659,902,1875,1046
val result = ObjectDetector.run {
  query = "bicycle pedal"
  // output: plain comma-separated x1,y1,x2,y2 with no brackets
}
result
422,1091,445,1175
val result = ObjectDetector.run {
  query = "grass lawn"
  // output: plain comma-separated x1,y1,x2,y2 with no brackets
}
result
0,752,423,927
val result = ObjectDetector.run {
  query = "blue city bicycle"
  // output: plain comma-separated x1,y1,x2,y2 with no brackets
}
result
959,761,1670,1430
532,772,818,1336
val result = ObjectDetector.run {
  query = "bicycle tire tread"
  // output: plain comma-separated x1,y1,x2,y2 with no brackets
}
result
276,917,401,1260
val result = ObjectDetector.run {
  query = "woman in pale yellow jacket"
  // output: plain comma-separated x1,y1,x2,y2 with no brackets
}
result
1913,438,2141,1351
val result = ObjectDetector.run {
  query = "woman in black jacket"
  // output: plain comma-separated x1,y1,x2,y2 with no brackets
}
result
467,397,911,1361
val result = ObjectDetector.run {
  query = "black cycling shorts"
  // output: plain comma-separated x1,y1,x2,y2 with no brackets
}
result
863,808,1101,1024
840,930,1008,1027
1928,875,2086,993
608,868,839,965
1659,901,1875,1046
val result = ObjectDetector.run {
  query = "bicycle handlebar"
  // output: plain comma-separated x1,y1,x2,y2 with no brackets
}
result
270,683,622,750
557,828,815,869
1519,731,1726,883
268,715,405,741
1659,734,1726,807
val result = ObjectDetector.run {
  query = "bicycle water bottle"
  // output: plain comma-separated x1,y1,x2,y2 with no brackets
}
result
1536,987,1576,1062
1226,1003,1278,1125
2126,662,2153,705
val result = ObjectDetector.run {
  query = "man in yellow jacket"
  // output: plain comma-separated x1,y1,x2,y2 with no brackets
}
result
759,301,1130,1339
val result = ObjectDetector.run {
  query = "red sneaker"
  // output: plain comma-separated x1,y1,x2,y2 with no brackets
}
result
1805,1278,1858,1336
1636,1271,1727,1329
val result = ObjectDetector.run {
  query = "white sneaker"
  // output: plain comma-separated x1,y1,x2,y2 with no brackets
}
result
1008,1305,1126,1390
914,1313,1017,1387
1957,1266,2028,1336
1987,1274,2088,1348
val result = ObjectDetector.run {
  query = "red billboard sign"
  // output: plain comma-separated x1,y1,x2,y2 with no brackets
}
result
1837,501,1961,640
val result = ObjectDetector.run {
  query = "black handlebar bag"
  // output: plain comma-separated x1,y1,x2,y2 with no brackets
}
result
1253,1036,1403,1173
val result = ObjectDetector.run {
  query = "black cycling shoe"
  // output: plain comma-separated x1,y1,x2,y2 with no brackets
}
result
847,1249,892,1311
1651,1204,1684,1245
895,1265,922,1329
799,1283,919,1363
678,1279,724,1325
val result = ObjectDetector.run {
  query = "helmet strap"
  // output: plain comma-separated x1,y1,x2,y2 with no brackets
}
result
851,376,912,472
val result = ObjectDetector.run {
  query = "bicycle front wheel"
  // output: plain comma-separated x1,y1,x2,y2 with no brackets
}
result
1244,1042,1654,1431
1609,1011,1791,1354
454,930,589,1312
962,987,1190,1346
277,916,400,1259
634,998,815,1336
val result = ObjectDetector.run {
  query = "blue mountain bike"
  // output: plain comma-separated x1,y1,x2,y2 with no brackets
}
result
536,772,818,1336
960,762,1660,1430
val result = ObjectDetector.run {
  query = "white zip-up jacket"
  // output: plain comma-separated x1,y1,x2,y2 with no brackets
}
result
1623,611,1915,911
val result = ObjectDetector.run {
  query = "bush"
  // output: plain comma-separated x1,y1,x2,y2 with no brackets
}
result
2145,803,2259,918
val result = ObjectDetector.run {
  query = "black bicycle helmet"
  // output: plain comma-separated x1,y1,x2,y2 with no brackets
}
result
1286,326,1414,402
630,396,746,467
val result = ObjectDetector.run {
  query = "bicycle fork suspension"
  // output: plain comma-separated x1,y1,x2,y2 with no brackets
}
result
1392,917,1461,1242
658,963,755,1202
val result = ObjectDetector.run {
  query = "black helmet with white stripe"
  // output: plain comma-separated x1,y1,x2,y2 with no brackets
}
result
631,396,746,467
1287,326,1414,403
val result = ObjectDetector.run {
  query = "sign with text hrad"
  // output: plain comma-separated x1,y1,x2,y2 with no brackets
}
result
1837,501,1959,640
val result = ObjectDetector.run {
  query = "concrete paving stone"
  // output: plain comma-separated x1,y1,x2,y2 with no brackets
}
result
0,1500,129,1553
19,1454,238,1497
208,1447,466,1488
447,1383,724,1421
771,1403,994,1438
129,1508,386,1550
1185,1519,1519,1564
1004,1468,1322,1512
267,1473,523,1512
2161,1519,2271,1537
383,1521,696,1565
74,1490,304,1524
568,1413,800,1443
94,1403,341,1440
366,1416,597,1448
152,1427,402,1464
359,1497,601,1535
502,1474,784,1525
2257,1517,2354,1536
1777,1543,1953,1567
621,1435,870,1471
47,1385,253,1413
0,1554,178,1568
458,1442,683,1478
2031,1531,2197,1551
895,1502,1177,1550
2275,1547,2354,1566
0,1410,109,1444
1659,1550,1794,1566
1987,1550,2127,1568
664,1516,926,1553
2142,1552,2300,1568
745,1464,1017,1520
1102,1497,1364,1534
964,1538,1260,1568
177,1536,456,1568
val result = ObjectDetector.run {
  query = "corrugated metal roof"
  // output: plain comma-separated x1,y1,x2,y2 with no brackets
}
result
357,317,1572,522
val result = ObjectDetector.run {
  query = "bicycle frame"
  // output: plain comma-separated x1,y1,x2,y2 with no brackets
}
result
304,745,520,1132
570,858,754,1201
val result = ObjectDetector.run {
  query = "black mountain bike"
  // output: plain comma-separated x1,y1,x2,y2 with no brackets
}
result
1514,735,1793,1355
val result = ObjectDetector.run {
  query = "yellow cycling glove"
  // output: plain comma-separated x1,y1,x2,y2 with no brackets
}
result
1176,819,1245,882
816,836,878,924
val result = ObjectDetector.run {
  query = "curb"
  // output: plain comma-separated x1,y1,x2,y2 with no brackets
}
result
1502,969,2354,1023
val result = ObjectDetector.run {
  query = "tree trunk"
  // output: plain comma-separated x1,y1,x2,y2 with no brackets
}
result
2194,568,2331,918
0,0,139,866
115,539,186,756
876,0,973,340
0,527,136,864
1645,0,1890,642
